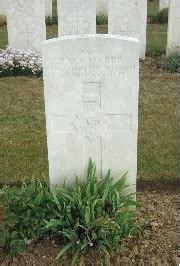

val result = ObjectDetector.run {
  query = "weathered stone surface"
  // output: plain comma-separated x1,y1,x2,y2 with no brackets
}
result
57,0,96,36
167,0,180,55
45,0,52,17
108,0,147,59
0,0,6,16
159,0,169,10
42,34,139,193
6,0,46,51
96,0,108,15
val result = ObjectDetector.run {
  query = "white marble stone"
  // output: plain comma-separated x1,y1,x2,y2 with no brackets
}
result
0,0,6,16
159,0,169,10
6,0,46,51
108,0,147,59
57,0,96,36
96,0,108,15
42,34,139,193
167,0,180,55
45,0,52,17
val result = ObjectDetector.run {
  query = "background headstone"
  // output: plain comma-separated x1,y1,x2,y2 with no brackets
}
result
45,0,52,17
6,0,46,51
42,35,139,193
96,0,108,15
108,0,147,59
139,0,147,59
0,0,6,16
159,0,169,10
57,0,96,36
167,0,180,55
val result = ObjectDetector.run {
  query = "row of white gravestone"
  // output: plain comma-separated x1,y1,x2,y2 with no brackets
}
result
58,0,147,59
0,0,52,17
0,0,108,17
5,0,147,59
97,0,170,14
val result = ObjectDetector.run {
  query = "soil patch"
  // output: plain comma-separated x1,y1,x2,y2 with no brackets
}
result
1,189,178,265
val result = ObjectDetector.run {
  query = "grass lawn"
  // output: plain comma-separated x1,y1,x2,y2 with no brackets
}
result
0,19,167,55
148,0,159,17
147,23,167,54
0,70,179,185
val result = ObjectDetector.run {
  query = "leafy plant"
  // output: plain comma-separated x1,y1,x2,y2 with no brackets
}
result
164,53,180,73
45,160,137,264
1,161,138,262
0,179,55,256
96,13,108,25
151,8,168,24
46,16,58,26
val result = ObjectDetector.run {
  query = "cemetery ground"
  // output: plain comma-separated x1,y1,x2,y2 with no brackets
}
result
0,9,179,266
0,59,179,264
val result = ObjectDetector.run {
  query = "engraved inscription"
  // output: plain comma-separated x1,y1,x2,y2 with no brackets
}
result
44,49,136,79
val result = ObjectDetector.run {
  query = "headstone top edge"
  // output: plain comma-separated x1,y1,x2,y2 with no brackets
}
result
42,34,139,47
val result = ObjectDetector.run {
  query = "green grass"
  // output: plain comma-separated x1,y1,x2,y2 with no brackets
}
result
0,71,179,185
0,25,7,49
148,0,159,17
0,22,167,55
0,77,48,185
147,23,167,54
138,72,179,181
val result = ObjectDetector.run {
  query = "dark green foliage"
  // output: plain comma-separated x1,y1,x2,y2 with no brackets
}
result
0,67,42,78
151,8,168,24
1,161,138,263
45,15,108,26
96,13,108,25
0,179,55,256
45,16,58,26
164,53,180,73
45,160,137,263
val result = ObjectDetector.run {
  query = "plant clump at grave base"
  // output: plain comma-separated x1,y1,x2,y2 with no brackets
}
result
0,48,42,77
164,52,180,73
0,160,138,264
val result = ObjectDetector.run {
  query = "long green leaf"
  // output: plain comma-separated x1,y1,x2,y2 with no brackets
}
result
56,242,74,260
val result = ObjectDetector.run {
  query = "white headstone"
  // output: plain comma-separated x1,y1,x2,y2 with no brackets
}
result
96,0,108,15
57,0,96,36
45,0,52,17
159,0,169,10
0,0,6,16
108,0,147,59
6,0,46,51
42,34,139,193
167,0,180,55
